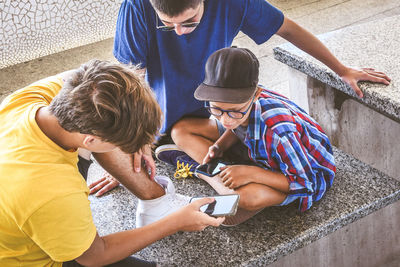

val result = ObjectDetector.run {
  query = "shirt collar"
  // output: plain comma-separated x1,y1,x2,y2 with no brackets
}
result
247,99,262,141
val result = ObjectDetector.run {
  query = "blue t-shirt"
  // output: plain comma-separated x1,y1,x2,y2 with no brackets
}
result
114,0,284,132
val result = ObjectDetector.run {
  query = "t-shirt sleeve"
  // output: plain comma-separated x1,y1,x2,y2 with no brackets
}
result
21,193,97,262
241,0,284,44
113,0,148,67
0,76,63,108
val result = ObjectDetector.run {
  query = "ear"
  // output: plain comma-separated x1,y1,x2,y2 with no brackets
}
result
255,86,263,98
82,135,97,149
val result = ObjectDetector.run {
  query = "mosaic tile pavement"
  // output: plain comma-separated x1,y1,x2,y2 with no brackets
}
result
0,0,123,69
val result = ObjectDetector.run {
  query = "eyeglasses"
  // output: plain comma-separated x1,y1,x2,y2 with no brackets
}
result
155,3,203,32
156,20,200,32
204,94,256,119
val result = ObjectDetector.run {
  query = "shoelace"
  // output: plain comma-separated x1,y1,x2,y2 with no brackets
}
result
174,160,195,179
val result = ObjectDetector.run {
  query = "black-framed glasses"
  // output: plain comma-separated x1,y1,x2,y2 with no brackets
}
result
155,2,202,32
204,94,256,119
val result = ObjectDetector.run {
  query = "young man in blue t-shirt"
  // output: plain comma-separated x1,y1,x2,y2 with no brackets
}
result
113,0,390,134
91,0,390,225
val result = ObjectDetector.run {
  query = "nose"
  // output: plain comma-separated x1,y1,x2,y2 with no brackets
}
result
174,24,184,35
220,113,233,124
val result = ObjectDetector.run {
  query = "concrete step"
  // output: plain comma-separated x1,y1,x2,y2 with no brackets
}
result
87,147,400,266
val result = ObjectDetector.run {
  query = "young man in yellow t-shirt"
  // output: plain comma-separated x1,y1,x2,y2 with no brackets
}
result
0,60,224,266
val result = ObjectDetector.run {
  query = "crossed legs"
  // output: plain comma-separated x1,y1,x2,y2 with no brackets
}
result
171,117,287,211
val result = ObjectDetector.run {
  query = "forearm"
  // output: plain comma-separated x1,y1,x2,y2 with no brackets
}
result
93,149,165,199
277,17,348,76
214,130,239,151
92,149,135,180
248,166,290,194
102,218,177,264
77,199,223,266
77,215,178,266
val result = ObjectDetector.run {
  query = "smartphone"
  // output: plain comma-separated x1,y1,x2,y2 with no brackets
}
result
190,194,240,217
195,158,229,177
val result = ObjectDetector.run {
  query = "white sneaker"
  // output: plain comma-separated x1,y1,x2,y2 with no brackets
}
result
135,175,191,228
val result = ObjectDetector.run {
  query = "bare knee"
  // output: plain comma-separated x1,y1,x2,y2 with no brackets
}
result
236,188,265,211
171,117,217,145
236,184,287,211
170,119,192,142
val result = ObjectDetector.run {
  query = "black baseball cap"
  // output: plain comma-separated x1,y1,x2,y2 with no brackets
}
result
195,47,259,104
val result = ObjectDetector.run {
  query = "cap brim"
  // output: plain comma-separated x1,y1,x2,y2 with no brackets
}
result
194,83,256,104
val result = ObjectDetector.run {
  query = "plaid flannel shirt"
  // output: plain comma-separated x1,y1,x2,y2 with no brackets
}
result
244,88,336,211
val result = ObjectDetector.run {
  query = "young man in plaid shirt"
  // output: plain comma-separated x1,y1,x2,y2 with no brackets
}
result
157,47,336,224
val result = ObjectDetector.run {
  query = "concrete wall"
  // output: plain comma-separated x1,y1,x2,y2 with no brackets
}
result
288,68,400,181
0,0,122,69
281,68,400,266
269,200,400,267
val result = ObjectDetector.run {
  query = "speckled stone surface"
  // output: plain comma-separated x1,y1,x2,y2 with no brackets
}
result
273,15,400,123
87,148,400,266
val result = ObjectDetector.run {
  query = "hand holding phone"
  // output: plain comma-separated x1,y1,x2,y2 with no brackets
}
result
190,194,240,217
195,158,230,177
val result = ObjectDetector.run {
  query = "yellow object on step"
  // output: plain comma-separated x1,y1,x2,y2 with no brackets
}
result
174,160,195,179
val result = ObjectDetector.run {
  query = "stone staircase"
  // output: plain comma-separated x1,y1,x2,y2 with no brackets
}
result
87,148,400,266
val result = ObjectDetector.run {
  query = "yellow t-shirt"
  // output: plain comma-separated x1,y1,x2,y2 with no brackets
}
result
0,77,97,266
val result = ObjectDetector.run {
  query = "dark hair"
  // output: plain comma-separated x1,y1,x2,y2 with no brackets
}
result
49,60,162,154
150,0,202,17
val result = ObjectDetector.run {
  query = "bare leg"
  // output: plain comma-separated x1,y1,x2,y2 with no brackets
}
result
171,117,220,163
196,173,286,211
235,183,287,211
93,148,165,200
196,173,235,195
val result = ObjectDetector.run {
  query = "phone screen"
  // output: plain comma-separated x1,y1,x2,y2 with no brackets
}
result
195,159,227,177
190,194,240,217
211,162,226,175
